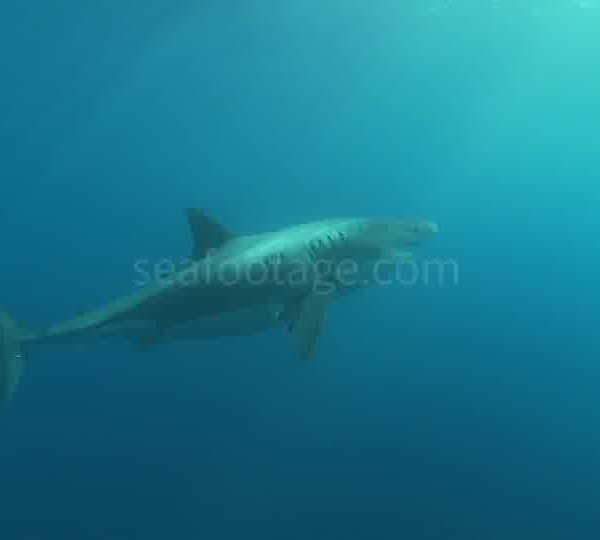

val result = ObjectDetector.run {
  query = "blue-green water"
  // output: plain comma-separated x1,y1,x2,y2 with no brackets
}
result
1,2,599,538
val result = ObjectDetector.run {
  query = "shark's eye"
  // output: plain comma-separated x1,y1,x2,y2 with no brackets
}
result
338,232,347,241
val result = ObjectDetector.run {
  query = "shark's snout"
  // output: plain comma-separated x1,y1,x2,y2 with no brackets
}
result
425,221,439,234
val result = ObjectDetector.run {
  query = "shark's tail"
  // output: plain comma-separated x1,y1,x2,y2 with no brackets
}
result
0,311,28,413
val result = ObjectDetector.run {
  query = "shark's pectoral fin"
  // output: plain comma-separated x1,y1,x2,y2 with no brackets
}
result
288,291,332,360
186,209,234,260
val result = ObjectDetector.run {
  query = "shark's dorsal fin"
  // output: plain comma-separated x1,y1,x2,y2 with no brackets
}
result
186,209,233,259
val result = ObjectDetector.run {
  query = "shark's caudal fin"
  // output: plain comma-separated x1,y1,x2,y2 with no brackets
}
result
0,311,29,413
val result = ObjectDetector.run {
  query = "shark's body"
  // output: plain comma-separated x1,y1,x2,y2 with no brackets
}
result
0,210,438,411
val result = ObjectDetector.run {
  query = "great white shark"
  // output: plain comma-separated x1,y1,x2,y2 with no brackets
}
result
0,210,438,412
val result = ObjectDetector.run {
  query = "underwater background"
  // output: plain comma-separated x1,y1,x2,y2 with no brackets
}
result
1,1,599,538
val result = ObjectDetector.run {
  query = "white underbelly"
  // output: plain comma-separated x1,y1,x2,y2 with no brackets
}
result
162,304,281,342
